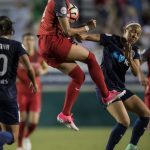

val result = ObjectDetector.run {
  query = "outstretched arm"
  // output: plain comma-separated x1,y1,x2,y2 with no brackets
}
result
19,54,38,92
75,33,100,42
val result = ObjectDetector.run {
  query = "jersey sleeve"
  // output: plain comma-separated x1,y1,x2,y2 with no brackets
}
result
17,43,28,57
55,0,68,17
132,46,140,60
99,34,113,46
141,48,150,62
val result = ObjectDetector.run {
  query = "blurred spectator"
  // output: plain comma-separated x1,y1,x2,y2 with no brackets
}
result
94,0,118,33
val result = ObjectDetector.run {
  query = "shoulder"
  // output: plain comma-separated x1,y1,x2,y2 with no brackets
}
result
132,45,139,51
9,39,21,46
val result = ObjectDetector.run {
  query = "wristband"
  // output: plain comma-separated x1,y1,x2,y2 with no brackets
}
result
84,25,89,32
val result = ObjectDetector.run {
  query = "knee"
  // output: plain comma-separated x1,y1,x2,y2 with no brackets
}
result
86,52,96,62
119,118,130,128
76,69,85,85
70,66,85,85
142,109,150,118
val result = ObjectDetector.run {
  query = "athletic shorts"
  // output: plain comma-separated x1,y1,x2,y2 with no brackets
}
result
95,88,134,106
17,92,41,112
0,99,19,125
144,94,150,109
38,34,72,68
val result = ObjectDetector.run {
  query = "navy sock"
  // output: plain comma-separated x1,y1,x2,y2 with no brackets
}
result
130,117,149,145
106,123,127,150
0,131,14,145
0,140,3,150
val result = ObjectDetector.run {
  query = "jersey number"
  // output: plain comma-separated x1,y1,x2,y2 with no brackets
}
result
0,54,8,76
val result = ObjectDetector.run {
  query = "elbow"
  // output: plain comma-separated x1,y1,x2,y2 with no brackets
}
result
133,72,138,76
131,70,138,76
64,29,74,37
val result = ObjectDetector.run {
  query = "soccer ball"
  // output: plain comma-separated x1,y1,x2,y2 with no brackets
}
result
68,3,79,23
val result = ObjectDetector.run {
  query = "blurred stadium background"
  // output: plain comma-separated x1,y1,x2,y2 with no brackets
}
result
0,0,150,149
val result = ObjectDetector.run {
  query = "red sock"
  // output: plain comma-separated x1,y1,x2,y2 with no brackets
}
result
85,52,109,98
25,123,37,138
18,121,26,147
62,65,85,116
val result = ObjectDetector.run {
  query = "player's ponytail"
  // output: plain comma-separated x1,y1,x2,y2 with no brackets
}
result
0,16,14,36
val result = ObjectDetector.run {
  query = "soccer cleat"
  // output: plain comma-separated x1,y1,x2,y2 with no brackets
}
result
23,138,32,150
102,90,126,105
125,144,138,150
57,112,79,131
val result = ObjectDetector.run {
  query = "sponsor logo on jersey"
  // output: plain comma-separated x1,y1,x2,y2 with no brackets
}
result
112,51,125,62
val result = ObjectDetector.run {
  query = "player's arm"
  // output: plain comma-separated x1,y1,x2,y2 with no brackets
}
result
125,43,148,87
75,33,100,42
58,18,96,36
35,61,49,76
19,54,38,92
132,59,148,87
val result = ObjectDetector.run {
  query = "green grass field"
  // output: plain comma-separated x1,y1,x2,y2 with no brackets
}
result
4,127,150,150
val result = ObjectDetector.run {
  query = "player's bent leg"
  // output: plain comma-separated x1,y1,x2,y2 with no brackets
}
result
96,88,126,106
106,101,129,150
66,44,125,103
124,95,150,150
57,63,85,131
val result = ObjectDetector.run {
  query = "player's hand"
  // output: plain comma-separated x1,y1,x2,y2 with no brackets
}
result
124,42,132,60
29,82,38,93
75,33,87,42
86,19,96,30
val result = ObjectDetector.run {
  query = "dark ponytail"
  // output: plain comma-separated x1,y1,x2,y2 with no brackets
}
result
0,16,14,36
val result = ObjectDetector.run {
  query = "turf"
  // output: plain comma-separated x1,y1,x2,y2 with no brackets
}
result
4,127,150,150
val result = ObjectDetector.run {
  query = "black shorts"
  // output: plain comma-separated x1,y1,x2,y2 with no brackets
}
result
0,99,19,125
95,88,134,106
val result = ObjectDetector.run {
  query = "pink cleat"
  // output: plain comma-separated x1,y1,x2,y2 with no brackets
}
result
57,112,79,131
102,90,126,105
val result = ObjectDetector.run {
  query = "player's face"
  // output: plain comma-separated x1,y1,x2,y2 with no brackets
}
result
23,36,35,51
124,25,141,44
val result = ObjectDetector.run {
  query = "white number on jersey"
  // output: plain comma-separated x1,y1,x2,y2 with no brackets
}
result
0,54,8,76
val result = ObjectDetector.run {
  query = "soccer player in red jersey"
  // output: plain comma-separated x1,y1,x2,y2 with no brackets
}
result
37,0,126,131
141,47,150,130
17,33,48,150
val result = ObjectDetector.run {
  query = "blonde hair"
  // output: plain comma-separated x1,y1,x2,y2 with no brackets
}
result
125,22,141,30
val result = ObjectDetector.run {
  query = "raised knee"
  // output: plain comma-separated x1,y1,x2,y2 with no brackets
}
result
70,66,85,85
87,52,96,61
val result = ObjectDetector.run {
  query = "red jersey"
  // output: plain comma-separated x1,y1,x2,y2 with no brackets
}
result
141,48,150,77
17,51,42,93
37,0,70,36
141,48,150,94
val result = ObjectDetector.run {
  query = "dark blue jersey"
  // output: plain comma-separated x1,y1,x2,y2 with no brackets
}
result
0,37,27,99
99,34,140,90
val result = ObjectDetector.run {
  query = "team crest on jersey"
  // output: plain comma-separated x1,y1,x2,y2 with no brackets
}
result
60,7,67,15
